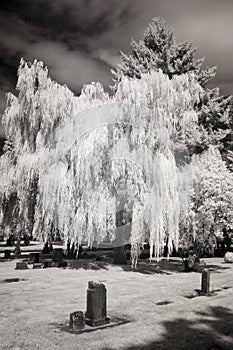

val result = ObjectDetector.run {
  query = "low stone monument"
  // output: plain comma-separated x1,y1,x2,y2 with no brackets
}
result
70,311,85,331
85,281,110,327
201,268,210,295
15,262,28,270
33,262,42,269
43,260,52,268
4,250,11,259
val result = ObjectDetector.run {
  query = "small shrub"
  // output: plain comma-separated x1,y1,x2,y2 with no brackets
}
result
224,252,233,263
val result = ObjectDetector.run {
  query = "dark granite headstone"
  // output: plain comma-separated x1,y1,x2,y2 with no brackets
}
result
4,250,11,259
52,248,63,262
42,242,50,254
15,239,21,258
16,262,28,270
85,281,110,327
43,260,52,268
201,268,210,295
56,261,67,268
113,246,127,265
30,253,40,263
70,311,85,330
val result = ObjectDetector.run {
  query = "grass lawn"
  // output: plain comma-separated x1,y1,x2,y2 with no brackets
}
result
0,256,232,350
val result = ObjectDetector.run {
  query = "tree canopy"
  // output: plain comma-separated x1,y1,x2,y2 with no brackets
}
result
0,59,203,265
112,17,233,163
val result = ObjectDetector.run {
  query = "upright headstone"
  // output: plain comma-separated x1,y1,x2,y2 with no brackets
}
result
31,253,40,263
201,268,210,295
113,246,127,265
15,239,21,258
52,248,63,262
42,242,50,254
67,240,71,256
85,281,110,327
70,311,85,331
4,250,11,259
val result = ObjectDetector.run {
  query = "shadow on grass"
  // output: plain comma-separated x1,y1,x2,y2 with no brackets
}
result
68,258,176,275
207,264,231,273
68,257,231,275
103,306,233,350
69,260,110,271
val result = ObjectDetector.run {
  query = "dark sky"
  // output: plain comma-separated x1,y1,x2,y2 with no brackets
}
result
0,0,233,137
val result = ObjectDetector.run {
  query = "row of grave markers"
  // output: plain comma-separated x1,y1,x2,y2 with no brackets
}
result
15,248,67,269
69,269,211,331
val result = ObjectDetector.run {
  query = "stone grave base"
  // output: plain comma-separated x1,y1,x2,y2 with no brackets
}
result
85,316,110,327
58,315,130,335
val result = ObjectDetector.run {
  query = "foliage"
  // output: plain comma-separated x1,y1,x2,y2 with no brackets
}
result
179,146,233,258
112,17,233,161
0,59,202,265
112,17,216,87
224,252,233,263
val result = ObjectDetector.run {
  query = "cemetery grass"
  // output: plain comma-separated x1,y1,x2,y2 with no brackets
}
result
0,256,233,350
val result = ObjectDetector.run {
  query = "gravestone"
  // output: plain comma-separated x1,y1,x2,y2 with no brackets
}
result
42,242,50,254
85,281,110,327
113,246,127,265
70,311,85,331
43,260,52,268
49,241,53,252
16,262,28,270
4,250,11,259
33,262,42,269
30,253,40,263
52,248,63,262
201,268,210,295
56,260,67,268
15,239,21,258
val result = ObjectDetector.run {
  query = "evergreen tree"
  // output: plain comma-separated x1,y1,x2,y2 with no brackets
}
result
112,17,216,87
112,17,232,161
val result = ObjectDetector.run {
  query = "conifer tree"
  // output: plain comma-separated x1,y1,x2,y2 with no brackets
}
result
112,17,216,87
112,17,232,160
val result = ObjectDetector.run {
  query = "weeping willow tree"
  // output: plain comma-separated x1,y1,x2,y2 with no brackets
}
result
0,59,202,265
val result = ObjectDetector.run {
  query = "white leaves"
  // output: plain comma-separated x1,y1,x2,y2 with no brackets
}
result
0,59,203,265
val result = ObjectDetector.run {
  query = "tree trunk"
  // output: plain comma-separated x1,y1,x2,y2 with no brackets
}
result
113,245,127,265
113,196,128,265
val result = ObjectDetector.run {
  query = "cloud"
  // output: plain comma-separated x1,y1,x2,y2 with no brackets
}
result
0,0,233,137
92,49,121,68
25,41,113,93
